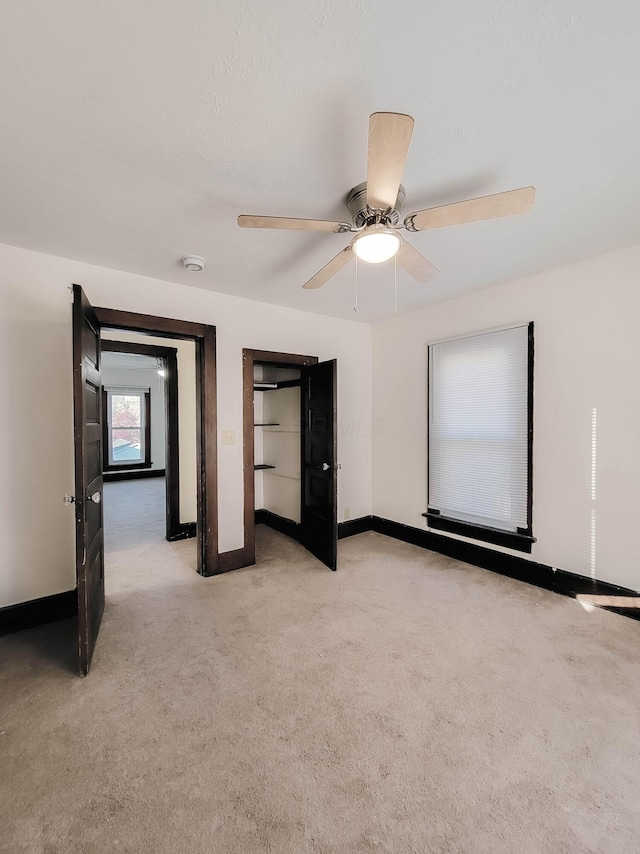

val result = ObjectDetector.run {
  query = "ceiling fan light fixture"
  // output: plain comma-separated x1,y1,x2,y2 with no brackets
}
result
351,227,401,264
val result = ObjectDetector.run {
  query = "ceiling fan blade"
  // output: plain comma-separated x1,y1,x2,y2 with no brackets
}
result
406,186,535,231
302,247,353,289
366,112,415,210
238,215,348,233
397,240,440,284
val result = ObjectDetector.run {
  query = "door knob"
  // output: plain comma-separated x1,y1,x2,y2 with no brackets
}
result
322,463,330,471
88,491,102,504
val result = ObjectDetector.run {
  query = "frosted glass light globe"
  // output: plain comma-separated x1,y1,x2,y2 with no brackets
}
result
351,228,401,263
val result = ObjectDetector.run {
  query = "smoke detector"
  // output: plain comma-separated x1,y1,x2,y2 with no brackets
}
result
182,255,205,272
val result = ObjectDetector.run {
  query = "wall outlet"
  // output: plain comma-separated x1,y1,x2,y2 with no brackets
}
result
221,430,236,446
344,507,351,521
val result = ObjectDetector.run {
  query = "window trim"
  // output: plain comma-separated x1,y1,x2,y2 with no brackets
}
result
425,321,535,554
102,387,152,472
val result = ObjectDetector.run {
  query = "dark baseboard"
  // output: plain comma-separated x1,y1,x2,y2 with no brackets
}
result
104,468,166,483
166,522,196,542
338,516,374,539
0,590,78,637
369,516,640,621
255,509,301,542
218,547,254,574
335,514,639,621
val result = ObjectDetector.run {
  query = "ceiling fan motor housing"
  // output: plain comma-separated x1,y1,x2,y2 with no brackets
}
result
346,181,406,228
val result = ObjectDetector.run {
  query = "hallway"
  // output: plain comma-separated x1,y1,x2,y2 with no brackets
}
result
103,477,196,596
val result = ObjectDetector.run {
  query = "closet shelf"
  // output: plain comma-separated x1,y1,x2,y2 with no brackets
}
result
254,464,276,471
254,423,280,427
254,380,301,392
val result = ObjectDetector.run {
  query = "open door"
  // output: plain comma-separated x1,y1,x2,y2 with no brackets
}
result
301,359,338,570
72,284,105,675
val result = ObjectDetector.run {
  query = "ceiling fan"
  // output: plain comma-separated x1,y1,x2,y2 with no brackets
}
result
238,112,535,290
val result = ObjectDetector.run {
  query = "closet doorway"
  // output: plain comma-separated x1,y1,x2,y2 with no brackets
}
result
242,349,338,571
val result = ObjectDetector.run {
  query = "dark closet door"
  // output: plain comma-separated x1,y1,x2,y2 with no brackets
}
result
301,360,337,570
72,284,105,675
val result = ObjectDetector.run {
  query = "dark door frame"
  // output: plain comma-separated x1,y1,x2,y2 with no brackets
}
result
93,304,219,576
100,339,190,542
241,349,318,567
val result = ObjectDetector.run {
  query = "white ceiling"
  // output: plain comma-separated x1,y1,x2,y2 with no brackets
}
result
1,0,639,322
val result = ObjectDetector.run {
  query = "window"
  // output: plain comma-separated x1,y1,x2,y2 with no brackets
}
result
103,387,151,470
425,323,534,553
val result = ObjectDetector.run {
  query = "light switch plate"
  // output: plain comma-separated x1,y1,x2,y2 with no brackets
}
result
221,430,236,445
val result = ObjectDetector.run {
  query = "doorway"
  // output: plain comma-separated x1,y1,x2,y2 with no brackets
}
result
100,335,198,542
72,286,218,674
242,349,338,571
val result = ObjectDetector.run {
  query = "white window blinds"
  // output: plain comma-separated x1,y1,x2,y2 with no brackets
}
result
428,324,530,533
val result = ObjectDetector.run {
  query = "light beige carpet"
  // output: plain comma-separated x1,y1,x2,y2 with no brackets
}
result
1,479,640,853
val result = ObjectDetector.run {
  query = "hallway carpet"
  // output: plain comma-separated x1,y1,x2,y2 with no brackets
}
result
1,482,640,852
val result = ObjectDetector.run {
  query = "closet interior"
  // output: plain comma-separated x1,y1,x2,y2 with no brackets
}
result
254,364,302,536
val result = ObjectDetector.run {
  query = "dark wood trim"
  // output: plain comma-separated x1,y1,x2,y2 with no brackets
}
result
103,460,153,472
243,349,319,567
252,351,318,367
197,325,218,575
526,321,535,534
95,307,212,340
102,340,177,358
367,516,640,621
166,522,196,542
218,547,254,574
94,304,219,576
255,508,301,541
338,516,373,539
423,511,535,553
0,590,78,637
163,349,180,540
334,514,639,620
103,468,165,483
144,389,151,465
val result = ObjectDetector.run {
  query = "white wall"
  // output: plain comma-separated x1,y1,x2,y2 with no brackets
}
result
100,363,166,471
373,243,640,592
0,241,372,607
102,331,197,523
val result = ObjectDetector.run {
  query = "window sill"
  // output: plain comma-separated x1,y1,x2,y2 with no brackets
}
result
104,461,153,473
423,512,536,554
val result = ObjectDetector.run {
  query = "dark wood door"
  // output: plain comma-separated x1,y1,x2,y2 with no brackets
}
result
301,360,337,570
72,284,105,675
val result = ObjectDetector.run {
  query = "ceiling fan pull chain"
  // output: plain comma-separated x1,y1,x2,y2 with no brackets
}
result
394,254,398,318
354,254,359,313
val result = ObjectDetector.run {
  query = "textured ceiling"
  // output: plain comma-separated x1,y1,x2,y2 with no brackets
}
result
1,0,639,322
